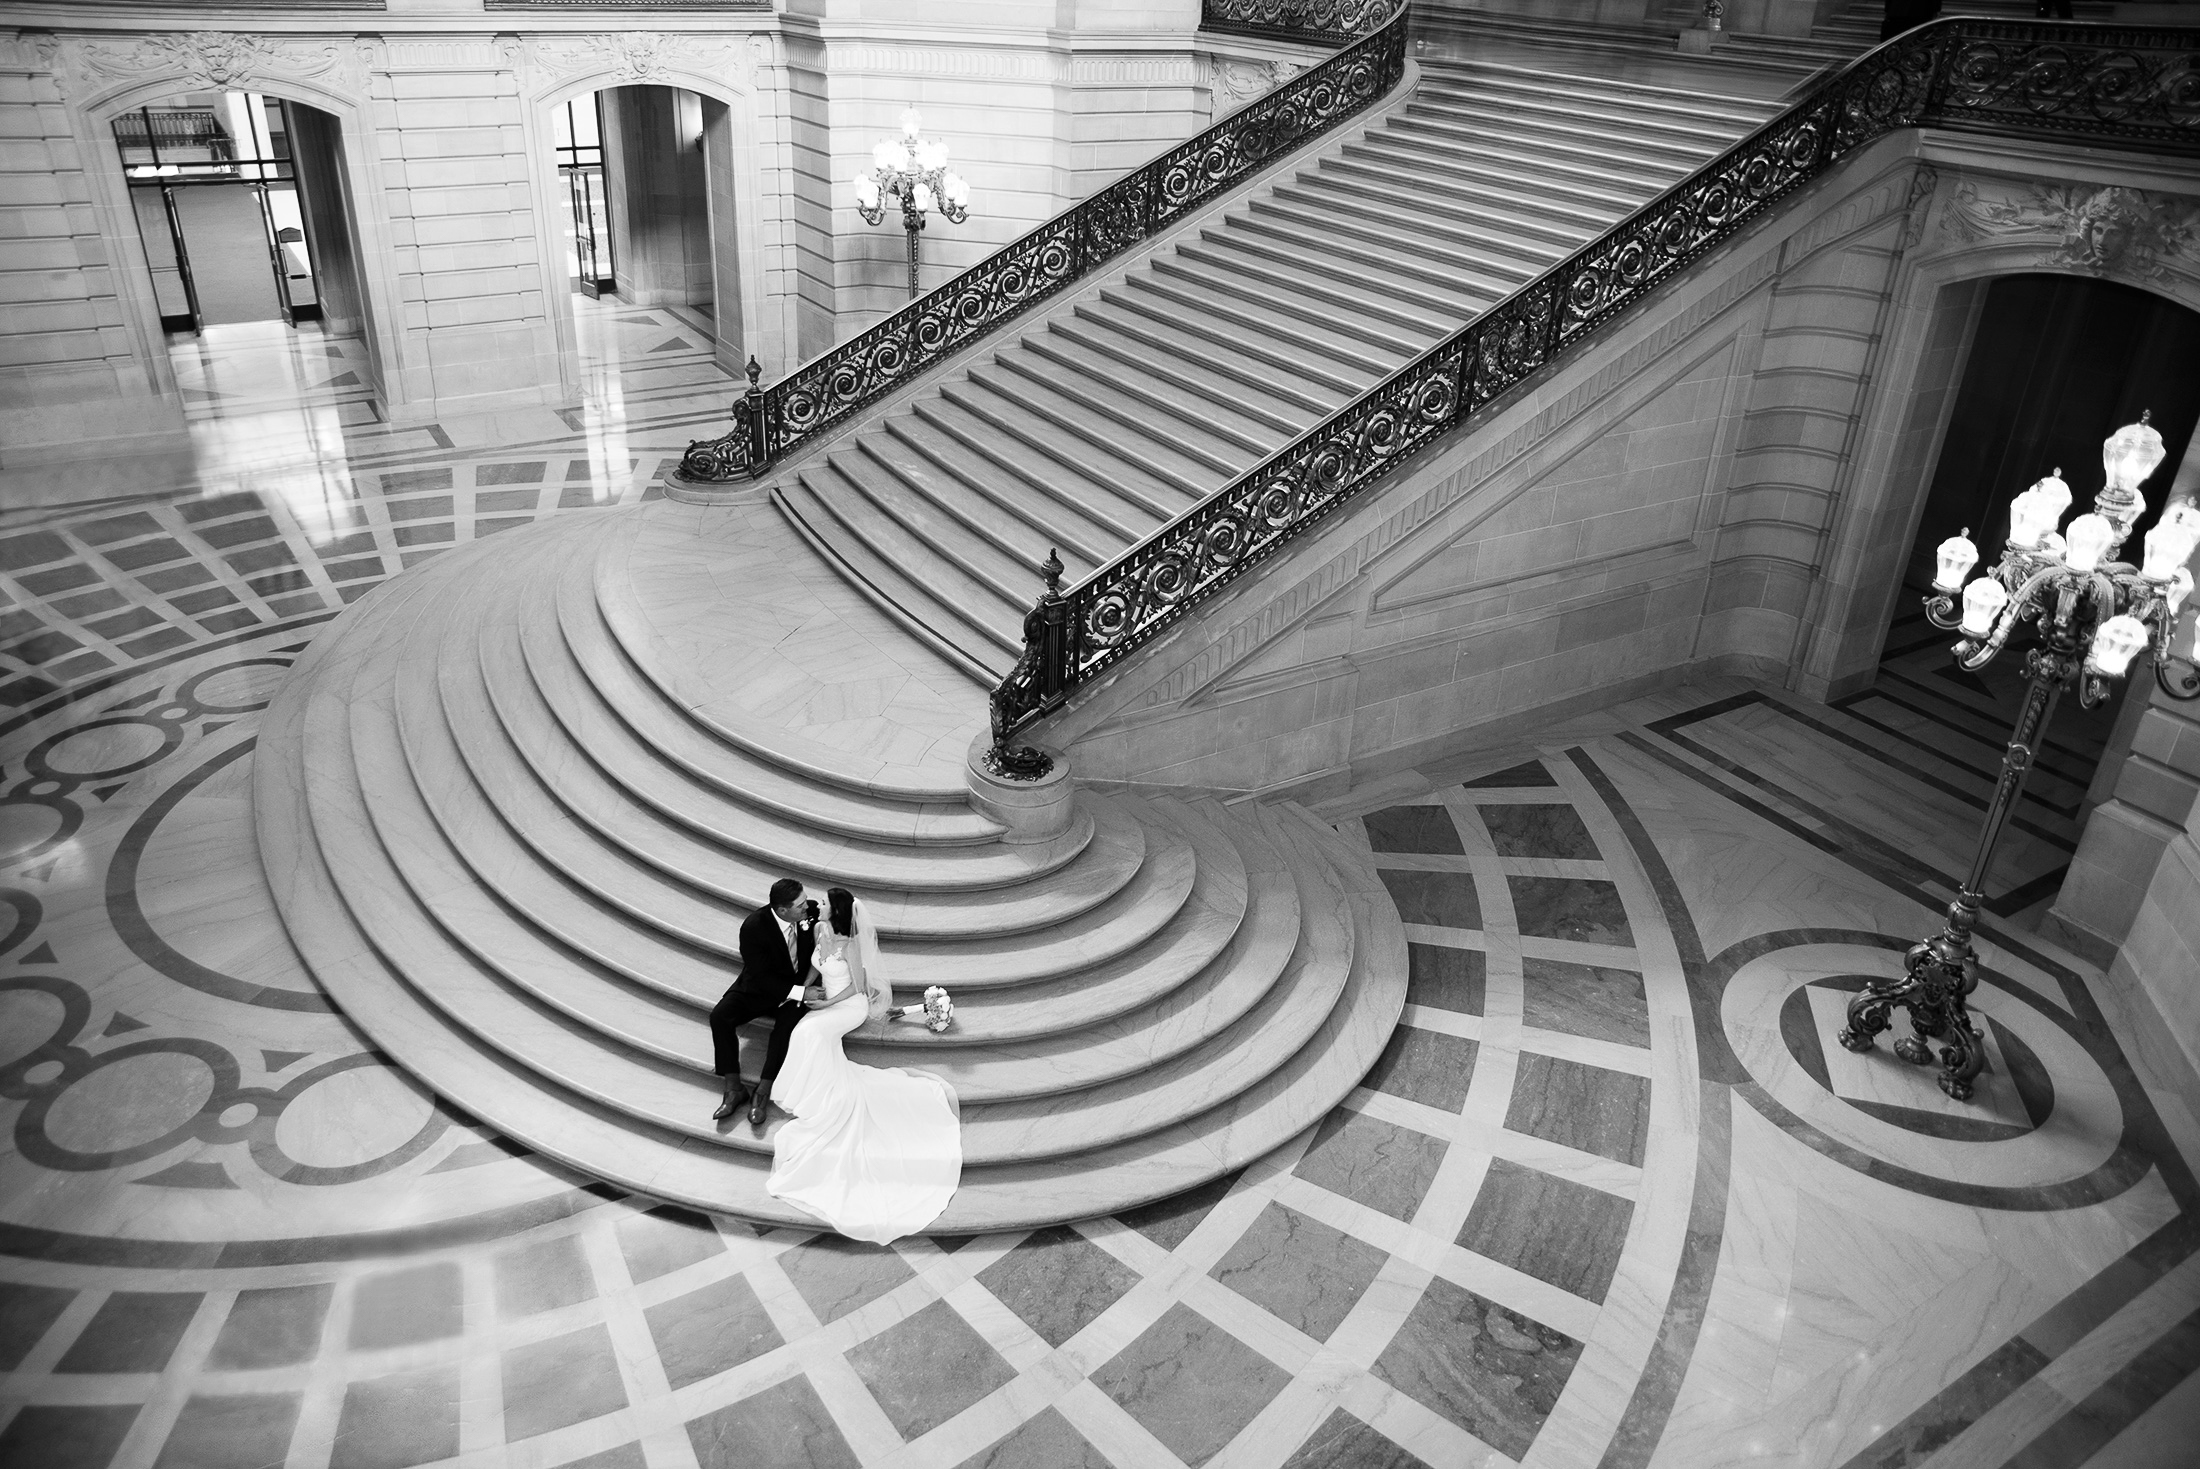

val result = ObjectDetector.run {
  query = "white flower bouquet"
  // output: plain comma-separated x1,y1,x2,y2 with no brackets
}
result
888,986,955,1033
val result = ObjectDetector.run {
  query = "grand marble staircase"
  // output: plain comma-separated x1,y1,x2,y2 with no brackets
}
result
775,58,1782,679
256,510,1404,1230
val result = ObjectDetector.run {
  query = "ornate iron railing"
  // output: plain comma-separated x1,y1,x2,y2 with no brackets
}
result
678,0,1408,484
1201,0,1395,46
990,18,2200,751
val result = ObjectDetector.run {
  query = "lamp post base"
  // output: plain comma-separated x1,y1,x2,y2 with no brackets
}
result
1837,892,1988,1101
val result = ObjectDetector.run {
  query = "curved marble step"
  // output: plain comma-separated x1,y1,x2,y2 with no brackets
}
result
545,538,1001,849
935,876,1404,1230
255,584,812,1231
349,666,1348,1164
418,557,1142,954
593,515,977,805
474,615,1093,898
368,669,1283,1103
300,552,1359,1157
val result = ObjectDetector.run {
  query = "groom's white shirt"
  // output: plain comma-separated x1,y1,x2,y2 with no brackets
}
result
781,914,804,1003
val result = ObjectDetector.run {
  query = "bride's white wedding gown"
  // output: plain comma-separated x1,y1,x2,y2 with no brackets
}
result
766,948,961,1242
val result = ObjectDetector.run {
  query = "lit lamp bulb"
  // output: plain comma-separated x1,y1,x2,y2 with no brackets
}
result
913,139,946,172
2006,487,2052,549
943,172,969,207
2086,614,2150,678
2144,518,2200,581
2065,513,2114,573
912,181,935,213
2031,469,2072,529
2144,504,2200,581
851,174,880,210
2103,416,2167,495
900,108,922,140
1933,529,1979,592
874,139,908,173
1960,577,2008,637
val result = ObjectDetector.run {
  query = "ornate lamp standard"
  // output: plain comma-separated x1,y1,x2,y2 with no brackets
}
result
1838,417,2200,1100
851,110,970,300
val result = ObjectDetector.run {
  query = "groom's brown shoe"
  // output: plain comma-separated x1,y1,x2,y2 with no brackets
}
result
713,1080,749,1122
747,1078,772,1127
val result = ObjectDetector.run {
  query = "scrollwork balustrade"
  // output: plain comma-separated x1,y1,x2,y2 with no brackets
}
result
989,18,2200,752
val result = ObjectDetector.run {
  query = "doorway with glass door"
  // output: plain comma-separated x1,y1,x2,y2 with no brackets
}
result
115,90,378,415
554,86,745,384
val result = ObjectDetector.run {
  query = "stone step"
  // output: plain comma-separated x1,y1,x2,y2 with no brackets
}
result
547,548,1002,851
1311,150,1615,239
1119,265,1425,373
1163,235,1460,337
1408,84,1775,152
1422,61,1783,129
1250,188,1551,285
590,514,980,805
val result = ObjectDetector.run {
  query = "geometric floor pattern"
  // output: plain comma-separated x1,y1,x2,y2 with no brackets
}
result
4,304,2199,1468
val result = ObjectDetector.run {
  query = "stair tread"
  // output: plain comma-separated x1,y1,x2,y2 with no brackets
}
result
879,411,1151,561
596,514,981,802
538,538,1003,853
772,480,1025,678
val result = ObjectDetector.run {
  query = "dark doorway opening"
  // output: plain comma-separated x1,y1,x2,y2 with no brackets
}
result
1853,274,2200,923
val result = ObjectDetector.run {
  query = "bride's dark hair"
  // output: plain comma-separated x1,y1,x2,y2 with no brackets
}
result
827,887,855,937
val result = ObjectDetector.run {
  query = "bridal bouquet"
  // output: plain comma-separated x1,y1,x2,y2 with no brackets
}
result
888,986,955,1033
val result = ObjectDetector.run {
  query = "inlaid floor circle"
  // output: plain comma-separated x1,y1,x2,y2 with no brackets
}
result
1721,937,2123,1191
39,1046,220,1159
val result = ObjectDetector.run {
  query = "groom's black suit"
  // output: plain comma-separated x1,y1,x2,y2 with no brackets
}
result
710,903,815,1087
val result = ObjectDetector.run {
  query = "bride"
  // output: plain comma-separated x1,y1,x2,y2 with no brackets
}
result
767,887,961,1242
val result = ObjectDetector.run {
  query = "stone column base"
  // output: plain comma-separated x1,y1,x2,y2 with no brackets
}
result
966,733,1075,844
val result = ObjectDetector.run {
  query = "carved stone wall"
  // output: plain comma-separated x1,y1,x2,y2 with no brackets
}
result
0,3,1234,444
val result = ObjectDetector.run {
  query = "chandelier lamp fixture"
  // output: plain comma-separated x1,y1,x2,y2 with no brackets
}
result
1837,415,2200,1102
851,110,971,300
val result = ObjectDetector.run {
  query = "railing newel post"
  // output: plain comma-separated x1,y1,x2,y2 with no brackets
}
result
742,356,770,477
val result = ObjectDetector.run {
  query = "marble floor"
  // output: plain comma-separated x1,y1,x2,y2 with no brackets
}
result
4,306,2200,1469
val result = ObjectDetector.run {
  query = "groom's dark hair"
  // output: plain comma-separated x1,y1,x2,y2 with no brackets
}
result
768,878,804,908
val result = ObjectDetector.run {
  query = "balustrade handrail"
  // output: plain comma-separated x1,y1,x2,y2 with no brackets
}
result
989,17,2200,752
1201,0,1397,46
677,0,1410,485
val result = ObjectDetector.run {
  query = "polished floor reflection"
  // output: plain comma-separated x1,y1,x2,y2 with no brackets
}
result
2,311,2196,1468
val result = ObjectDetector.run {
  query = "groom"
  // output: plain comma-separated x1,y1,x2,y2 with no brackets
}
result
711,877,817,1126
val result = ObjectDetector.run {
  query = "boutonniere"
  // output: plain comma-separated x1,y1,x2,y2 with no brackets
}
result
797,918,814,932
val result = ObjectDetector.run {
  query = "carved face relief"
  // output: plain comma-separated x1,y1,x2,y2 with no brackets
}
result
1943,180,2200,285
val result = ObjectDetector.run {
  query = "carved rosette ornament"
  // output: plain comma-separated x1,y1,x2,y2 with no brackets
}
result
1943,181,2200,283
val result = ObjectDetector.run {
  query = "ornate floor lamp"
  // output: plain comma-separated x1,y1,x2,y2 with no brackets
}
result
851,110,970,300
1838,417,2200,1100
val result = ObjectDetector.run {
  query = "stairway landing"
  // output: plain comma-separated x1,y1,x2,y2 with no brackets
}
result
613,499,988,786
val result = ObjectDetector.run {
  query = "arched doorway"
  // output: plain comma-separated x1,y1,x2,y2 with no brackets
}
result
550,84,744,371
111,88,377,412
1852,273,2200,925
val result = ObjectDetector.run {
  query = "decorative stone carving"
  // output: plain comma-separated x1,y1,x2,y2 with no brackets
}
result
527,31,752,90
1210,56,1302,111
68,30,354,99
1900,163,1937,250
1943,181,2200,284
